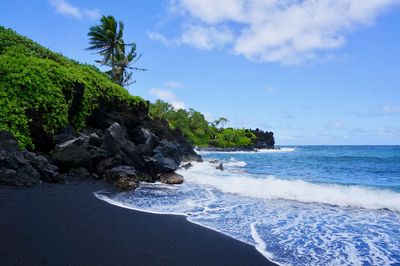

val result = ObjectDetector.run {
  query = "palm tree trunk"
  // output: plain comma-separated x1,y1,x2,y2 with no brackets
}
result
111,50,115,81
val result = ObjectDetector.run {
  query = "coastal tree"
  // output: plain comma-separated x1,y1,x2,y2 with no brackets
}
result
213,117,228,128
104,42,145,87
86,15,144,87
149,100,174,120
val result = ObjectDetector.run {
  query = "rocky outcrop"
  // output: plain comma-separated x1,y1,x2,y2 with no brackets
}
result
180,162,192,170
68,167,92,181
1,99,202,189
51,137,93,171
251,129,275,149
144,154,178,174
47,121,198,188
158,172,184,184
0,132,60,186
103,165,137,184
139,118,202,163
114,177,138,190
24,152,61,183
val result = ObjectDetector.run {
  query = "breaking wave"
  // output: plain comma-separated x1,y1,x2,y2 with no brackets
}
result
183,162,400,212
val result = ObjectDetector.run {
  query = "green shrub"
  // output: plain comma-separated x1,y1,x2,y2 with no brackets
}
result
0,26,145,148
149,100,255,147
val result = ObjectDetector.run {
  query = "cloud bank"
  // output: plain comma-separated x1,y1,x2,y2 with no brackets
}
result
149,0,399,64
49,0,100,19
148,88,186,109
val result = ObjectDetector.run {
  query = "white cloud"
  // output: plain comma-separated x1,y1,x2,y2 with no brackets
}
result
177,25,234,50
380,104,400,115
203,112,214,122
147,30,173,46
148,88,186,110
148,25,233,50
83,8,101,20
164,80,185,89
49,0,100,19
153,0,399,64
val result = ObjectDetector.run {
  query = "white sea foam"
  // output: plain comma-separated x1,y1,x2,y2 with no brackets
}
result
95,177,400,265
258,147,296,153
224,158,247,167
250,222,275,260
95,181,400,266
178,162,400,212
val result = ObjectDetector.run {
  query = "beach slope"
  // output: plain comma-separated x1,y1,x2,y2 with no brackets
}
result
0,182,274,265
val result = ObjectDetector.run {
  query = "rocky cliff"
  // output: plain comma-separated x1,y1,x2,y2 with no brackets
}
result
0,99,201,189
251,128,275,149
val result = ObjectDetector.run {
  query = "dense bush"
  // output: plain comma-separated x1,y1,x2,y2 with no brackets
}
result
149,100,255,147
0,26,144,148
209,128,255,148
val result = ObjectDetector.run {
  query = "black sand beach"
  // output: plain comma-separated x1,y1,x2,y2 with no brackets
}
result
0,182,274,265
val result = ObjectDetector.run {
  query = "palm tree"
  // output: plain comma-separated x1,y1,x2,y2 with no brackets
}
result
213,117,229,128
86,15,144,86
106,42,145,87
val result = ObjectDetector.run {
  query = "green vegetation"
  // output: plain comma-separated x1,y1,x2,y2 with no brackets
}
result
0,26,145,148
0,25,255,149
87,15,144,87
149,100,255,147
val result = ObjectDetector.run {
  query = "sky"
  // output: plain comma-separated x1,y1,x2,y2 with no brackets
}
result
1,0,400,145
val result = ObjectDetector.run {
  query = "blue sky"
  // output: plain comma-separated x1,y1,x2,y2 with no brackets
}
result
1,0,399,145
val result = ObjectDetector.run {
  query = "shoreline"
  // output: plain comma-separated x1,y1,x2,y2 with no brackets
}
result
95,189,280,264
0,181,276,265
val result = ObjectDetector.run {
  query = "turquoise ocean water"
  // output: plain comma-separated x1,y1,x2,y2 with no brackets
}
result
96,146,400,265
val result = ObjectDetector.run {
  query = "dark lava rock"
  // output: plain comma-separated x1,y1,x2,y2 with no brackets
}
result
88,133,102,147
131,127,159,147
23,151,61,183
86,145,111,166
54,125,77,145
103,165,137,184
114,177,138,190
101,123,140,167
101,123,129,154
0,132,41,186
81,127,103,138
209,160,219,164
96,157,123,175
216,163,224,171
140,118,202,162
51,139,92,171
136,172,154,182
144,154,178,174
158,172,184,184
68,167,91,181
252,128,275,149
180,162,193,170
153,139,181,166
0,131,19,152
131,127,159,154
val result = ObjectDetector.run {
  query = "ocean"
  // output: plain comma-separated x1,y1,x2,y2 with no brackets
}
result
95,146,400,265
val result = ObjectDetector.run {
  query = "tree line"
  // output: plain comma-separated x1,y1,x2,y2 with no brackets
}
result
149,100,256,147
